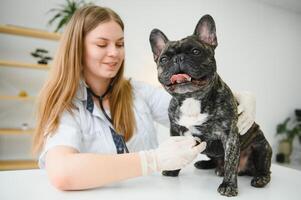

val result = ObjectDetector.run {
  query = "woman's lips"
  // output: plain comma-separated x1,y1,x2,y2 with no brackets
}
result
103,62,118,69
104,62,117,66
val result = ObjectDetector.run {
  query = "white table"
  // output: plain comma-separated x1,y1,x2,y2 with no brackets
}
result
0,163,300,200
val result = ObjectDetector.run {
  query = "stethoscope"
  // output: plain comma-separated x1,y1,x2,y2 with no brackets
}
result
87,81,129,153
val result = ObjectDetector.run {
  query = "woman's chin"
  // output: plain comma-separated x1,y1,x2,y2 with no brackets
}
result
103,71,118,78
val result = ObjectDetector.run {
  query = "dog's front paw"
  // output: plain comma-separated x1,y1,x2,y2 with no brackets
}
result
251,175,270,187
217,182,238,197
194,160,216,169
162,169,180,177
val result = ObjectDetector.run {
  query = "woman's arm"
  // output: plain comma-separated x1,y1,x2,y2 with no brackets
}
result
45,146,142,190
45,136,206,191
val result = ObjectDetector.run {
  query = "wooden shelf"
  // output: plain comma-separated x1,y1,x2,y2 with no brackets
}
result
0,160,38,170
0,24,60,41
0,25,57,168
0,60,50,69
0,95,35,101
0,128,34,135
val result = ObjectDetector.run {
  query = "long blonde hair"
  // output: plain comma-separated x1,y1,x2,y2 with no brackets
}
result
33,6,136,154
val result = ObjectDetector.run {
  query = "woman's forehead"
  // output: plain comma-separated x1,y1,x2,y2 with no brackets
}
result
86,20,124,41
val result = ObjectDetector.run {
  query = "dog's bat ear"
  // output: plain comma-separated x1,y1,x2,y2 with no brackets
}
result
193,14,218,48
149,29,169,62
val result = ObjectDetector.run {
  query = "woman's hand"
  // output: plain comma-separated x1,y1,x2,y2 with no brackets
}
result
234,91,256,135
139,136,206,175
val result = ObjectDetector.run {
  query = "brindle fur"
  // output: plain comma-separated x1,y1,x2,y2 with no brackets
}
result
149,14,272,197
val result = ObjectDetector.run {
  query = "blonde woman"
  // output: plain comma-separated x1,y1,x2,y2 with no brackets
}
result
33,5,256,190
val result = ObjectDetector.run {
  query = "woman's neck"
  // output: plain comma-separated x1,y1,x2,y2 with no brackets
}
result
84,74,111,97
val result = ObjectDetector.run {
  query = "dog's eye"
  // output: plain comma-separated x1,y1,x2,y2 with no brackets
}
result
160,56,169,64
192,48,201,55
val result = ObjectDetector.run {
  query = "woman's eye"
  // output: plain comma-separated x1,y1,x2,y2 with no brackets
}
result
192,48,201,55
160,56,169,64
97,44,107,48
116,42,124,47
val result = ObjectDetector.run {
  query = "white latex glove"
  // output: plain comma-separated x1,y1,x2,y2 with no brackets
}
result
234,91,256,135
139,136,206,175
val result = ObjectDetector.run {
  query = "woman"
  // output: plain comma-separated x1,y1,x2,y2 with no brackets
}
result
33,5,255,190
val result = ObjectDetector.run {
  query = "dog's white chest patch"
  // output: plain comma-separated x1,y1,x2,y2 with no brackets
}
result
177,98,208,129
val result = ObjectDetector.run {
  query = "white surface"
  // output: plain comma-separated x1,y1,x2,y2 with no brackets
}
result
0,163,300,200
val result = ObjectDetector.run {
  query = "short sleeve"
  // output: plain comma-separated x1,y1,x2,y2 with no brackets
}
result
38,110,82,169
131,80,171,126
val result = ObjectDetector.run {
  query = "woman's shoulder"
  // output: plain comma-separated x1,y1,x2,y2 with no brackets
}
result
60,108,81,127
128,78,171,103
129,78,160,94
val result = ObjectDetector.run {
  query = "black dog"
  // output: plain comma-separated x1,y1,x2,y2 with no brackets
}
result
149,15,272,197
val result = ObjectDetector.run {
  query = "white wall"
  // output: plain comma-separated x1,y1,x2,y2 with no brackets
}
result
0,0,301,160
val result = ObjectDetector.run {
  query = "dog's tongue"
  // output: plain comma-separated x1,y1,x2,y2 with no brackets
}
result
170,74,191,84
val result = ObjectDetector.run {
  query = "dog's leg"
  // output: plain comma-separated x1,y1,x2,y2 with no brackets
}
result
194,157,217,169
162,123,187,177
194,141,224,170
162,169,181,177
238,148,255,176
250,131,272,187
214,158,225,176
218,126,240,197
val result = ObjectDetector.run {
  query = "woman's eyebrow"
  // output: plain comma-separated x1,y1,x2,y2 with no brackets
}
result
96,37,124,41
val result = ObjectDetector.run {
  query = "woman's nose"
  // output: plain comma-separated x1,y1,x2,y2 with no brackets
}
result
107,45,120,57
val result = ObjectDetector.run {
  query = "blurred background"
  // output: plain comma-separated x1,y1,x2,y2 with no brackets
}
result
0,0,300,170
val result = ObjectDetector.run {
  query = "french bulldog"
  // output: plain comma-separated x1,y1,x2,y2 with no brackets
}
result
149,15,272,197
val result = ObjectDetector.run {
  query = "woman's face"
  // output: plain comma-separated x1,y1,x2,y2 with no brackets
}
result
83,20,124,81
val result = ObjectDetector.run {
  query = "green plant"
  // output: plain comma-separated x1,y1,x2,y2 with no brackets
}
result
275,116,301,163
276,117,301,144
47,0,93,32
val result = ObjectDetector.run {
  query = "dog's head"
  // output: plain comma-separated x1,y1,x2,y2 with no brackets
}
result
150,15,218,98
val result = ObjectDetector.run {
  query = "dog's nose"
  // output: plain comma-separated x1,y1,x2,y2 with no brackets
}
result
173,54,185,64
